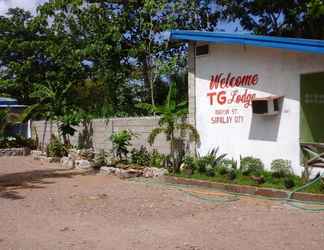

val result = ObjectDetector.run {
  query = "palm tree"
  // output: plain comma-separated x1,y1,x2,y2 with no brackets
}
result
20,81,79,146
137,82,200,173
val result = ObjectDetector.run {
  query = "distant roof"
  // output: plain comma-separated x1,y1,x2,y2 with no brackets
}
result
0,97,26,108
170,30,324,54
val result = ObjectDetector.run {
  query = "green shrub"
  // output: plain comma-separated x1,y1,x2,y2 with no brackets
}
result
284,177,296,189
196,147,227,173
271,159,293,178
221,158,238,170
227,169,237,180
217,165,228,175
93,149,110,168
205,164,215,177
111,130,134,161
0,135,37,149
181,155,196,173
320,178,324,192
150,149,167,168
196,156,210,173
130,146,150,166
240,156,264,176
47,135,67,157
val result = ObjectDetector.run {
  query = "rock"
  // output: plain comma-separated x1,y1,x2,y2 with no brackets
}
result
143,167,168,178
0,148,30,157
99,166,117,175
40,156,60,163
31,150,46,159
75,159,92,170
68,149,80,161
116,169,143,179
60,157,75,169
79,149,95,160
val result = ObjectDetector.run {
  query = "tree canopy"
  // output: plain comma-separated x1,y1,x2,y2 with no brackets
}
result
1,0,324,119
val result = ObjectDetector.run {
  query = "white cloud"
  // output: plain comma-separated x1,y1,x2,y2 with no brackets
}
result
0,0,47,16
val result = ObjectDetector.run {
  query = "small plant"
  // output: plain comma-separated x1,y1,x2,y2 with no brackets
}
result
221,158,237,170
320,178,324,192
205,164,215,177
271,159,293,178
47,135,67,158
240,156,264,176
111,130,134,161
196,147,227,173
217,165,228,175
284,177,296,189
130,146,151,166
93,149,110,168
181,155,196,175
227,169,237,180
150,150,167,168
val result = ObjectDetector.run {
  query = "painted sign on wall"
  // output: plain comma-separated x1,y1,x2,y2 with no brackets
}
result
207,73,258,125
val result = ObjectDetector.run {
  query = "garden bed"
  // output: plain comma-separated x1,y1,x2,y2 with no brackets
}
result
165,174,324,202
0,147,30,157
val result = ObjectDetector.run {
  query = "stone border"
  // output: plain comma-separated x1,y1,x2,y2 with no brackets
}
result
0,147,31,157
163,176,324,202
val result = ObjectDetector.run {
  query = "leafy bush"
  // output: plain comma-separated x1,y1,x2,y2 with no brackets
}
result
217,165,228,175
227,169,237,180
284,177,296,189
0,135,36,149
205,164,215,177
221,158,237,170
150,149,167,168
111,130,134,161
240,156,264,176
130,146,151,166
271,159,293,178
93,149,110,168
196,147,227,173
47,135,67,157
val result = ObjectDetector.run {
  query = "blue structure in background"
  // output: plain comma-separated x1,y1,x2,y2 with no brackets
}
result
170,30,324,54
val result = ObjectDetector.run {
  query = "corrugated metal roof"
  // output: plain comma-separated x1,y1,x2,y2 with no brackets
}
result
170,30,324,54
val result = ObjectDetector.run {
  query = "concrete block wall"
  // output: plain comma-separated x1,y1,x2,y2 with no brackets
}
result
32,117,170,154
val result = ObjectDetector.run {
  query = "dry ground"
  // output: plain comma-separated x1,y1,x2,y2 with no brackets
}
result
0,157,324,250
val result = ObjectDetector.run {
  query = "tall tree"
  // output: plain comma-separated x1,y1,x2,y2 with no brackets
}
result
220,0,324,38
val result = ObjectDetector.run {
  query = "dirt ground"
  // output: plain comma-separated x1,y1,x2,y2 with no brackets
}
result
0,157,324,250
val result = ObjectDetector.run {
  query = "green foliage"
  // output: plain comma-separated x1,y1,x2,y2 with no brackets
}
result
221,158,238,170
150,149,167,168
240,156,264,176
227,169,237,181
46,135,67,158
0,135,36,149
284,177,296,189
205,164,215,177
137,82,200,173
221,0,324,39
111,130,134,161
130,146,167,168
217,165,229,176
271,159,293,178
130,146,151,166
93,149,110,168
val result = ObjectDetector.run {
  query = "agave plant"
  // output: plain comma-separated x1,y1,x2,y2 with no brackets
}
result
137,82,200,173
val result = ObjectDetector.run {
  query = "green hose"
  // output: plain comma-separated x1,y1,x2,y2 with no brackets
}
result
286,173,324,211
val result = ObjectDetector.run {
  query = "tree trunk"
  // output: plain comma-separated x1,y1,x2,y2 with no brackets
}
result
142,55,155,108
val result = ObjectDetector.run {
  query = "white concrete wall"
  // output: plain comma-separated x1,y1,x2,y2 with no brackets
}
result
195,44,324,175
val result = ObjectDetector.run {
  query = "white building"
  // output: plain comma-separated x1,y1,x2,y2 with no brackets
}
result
170,31,324,175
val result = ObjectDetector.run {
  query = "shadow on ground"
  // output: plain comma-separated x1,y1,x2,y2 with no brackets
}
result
0,169,90,200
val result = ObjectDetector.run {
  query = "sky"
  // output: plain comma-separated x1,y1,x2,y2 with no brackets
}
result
0,0,242,32
0,0,47,16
